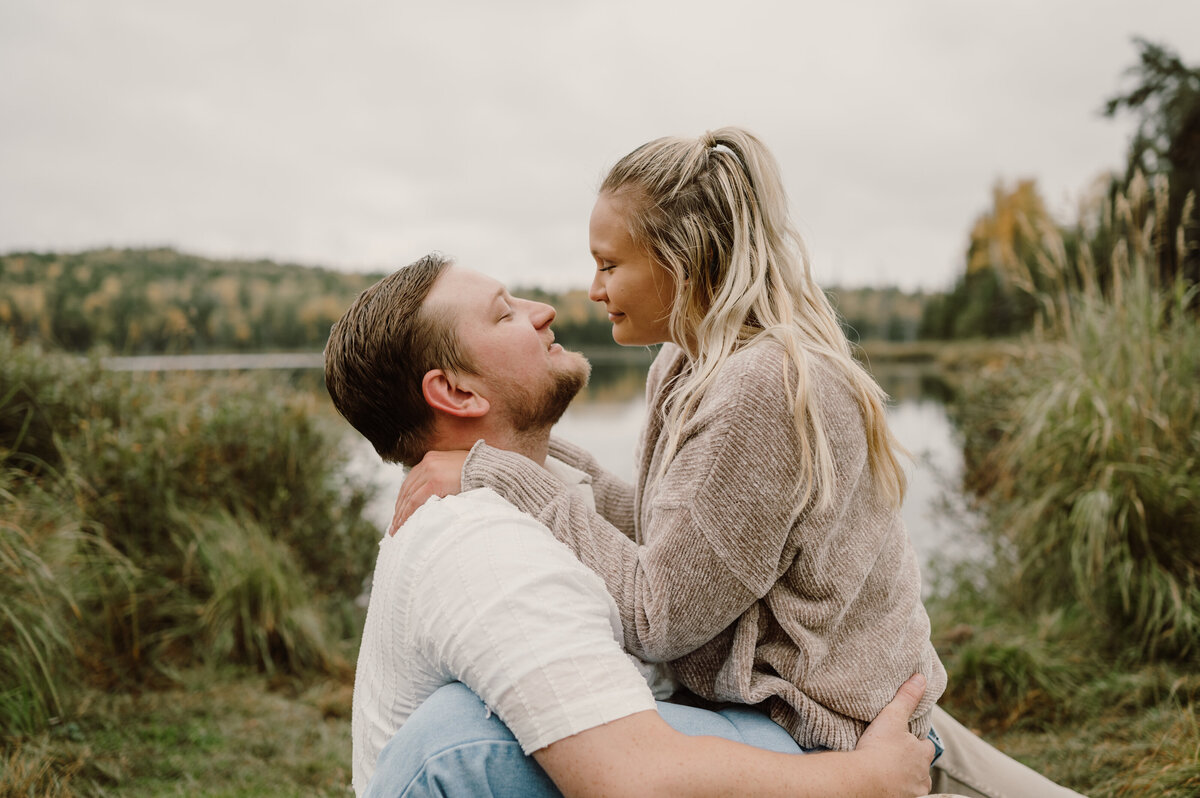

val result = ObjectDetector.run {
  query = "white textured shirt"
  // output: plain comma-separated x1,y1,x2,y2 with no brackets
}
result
350,459,664,796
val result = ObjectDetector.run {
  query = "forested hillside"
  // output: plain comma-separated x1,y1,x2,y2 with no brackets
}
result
0,247,932,353
0,249,383,353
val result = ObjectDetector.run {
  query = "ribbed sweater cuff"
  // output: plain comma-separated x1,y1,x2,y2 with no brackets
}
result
462,440,563,515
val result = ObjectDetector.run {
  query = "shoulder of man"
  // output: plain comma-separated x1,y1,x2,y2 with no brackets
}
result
395,486,605,569
397,487,531,544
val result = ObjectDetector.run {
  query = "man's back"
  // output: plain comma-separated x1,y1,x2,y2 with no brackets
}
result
351,483,660,795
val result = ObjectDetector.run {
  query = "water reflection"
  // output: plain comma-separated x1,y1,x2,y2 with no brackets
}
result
574,349,659,402
869,361,956,405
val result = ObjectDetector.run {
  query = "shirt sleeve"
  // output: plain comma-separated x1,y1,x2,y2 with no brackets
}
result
461,345,808,663
408,495,656,753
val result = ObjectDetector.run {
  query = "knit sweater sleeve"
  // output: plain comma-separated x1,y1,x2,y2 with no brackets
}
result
462,343,805,663
547,436,636,540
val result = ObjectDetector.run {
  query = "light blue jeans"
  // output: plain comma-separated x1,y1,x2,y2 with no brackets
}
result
363,682,812,797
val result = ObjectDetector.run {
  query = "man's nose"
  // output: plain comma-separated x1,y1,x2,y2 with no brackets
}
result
530,301,556,328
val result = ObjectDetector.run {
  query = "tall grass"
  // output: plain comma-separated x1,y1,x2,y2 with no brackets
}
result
167,509,334,674
927,178,1198,796
0,336,378,738
951,176,1199,662
0,481,76,735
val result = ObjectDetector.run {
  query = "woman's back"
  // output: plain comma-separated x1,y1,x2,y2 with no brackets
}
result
632,339,946,751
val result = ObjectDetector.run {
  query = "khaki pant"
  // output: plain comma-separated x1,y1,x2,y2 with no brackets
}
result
928,706,1089,797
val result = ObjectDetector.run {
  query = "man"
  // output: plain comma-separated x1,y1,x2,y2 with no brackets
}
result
324,253,942,798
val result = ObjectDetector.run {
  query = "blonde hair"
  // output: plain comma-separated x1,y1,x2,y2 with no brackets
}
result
600,127,907,511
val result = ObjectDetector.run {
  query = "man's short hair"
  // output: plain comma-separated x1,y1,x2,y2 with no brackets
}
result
324,253,477,466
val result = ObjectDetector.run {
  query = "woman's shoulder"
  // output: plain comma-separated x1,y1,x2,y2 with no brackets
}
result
648,338,816,381
650,337,860,419
715,337,864,422
726,335,790,376
697,338,795,420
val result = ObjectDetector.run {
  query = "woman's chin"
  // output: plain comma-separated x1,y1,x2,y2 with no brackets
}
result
611,326,635,346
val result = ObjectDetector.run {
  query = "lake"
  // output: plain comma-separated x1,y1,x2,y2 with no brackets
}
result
349,358,985,586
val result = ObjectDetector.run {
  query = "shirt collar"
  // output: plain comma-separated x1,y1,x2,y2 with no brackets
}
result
544,456,596,512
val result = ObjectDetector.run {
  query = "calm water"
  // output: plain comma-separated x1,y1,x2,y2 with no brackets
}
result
350,360,984,583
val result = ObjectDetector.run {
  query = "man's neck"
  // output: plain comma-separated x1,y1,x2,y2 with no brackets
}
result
434,423,552,466
506,429,551,467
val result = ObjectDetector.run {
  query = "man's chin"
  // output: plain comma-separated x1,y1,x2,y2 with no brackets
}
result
505,361,589,433
550,359,589,416
563,349,592,388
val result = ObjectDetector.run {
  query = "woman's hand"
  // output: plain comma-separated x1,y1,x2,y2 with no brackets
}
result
389,450,469,534
853,673,936,798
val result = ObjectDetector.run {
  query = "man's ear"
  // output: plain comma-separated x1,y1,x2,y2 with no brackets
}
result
421,369,490,418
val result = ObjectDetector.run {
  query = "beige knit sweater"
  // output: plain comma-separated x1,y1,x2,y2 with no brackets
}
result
462,340,947,751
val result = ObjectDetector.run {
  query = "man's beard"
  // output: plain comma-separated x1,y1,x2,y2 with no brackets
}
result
500,354,591,434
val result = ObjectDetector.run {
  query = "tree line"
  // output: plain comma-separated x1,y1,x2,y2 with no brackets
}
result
0,249,384,354
0,248,933,354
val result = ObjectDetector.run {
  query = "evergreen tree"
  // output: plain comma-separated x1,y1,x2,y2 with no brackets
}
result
1104,38,1200,284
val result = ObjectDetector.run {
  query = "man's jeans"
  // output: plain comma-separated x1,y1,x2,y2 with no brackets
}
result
363,682,813,797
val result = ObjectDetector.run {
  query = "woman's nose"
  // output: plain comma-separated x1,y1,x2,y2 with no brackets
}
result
588,273,606,303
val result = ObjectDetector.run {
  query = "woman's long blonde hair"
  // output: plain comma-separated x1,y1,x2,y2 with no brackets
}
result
600,126,907,511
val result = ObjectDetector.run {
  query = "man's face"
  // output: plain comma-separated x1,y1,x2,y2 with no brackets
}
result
425,266,590,432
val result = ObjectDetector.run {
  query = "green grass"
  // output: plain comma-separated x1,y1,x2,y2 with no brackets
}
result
2,667,355,797
1,336,378,794
928,178,1200,796
947,179,1199,662
929,593,1200,797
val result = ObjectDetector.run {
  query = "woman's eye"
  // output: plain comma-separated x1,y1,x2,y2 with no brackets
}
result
598,264,616,273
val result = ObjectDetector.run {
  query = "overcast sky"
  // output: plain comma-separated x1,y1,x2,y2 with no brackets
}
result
2,1,1197,291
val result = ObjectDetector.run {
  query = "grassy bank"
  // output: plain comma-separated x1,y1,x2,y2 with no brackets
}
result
1,336,378,795
927,599,1199,796
925,180,1199,797
3,668,354,796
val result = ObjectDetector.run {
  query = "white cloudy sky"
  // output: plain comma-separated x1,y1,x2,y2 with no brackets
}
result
2,1,1197,291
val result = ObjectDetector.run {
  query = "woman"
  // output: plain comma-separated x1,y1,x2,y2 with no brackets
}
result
396,127,1083,797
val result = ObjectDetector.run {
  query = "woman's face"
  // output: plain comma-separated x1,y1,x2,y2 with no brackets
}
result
588,192,677,347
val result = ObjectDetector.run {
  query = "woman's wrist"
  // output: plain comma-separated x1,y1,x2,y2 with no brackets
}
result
462,441,563,511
